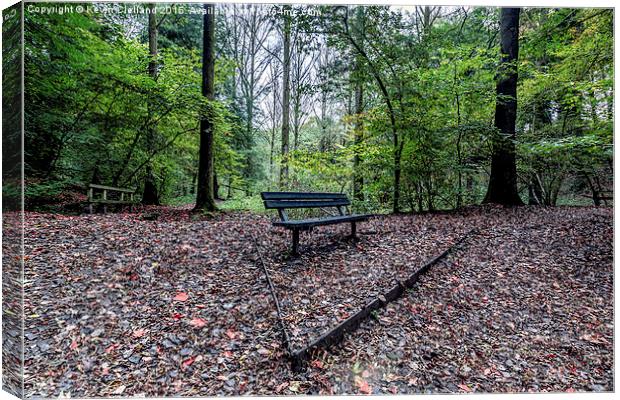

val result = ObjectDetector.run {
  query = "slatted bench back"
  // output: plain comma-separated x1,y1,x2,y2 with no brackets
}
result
88,184,136,202
261,192,350,221
261,192,349,209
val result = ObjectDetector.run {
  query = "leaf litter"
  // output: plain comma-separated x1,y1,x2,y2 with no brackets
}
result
18,205,612,396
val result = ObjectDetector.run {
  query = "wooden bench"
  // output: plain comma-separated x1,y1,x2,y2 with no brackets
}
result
261,191,371,256
87,184,137,214
582,190,613,206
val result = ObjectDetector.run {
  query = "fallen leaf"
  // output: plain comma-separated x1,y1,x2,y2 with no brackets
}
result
275,382,288,393
189,317,206,328
105,343,120,354
354,376,372,394
113,385,126,395
458,384,472,392
182,356,197,369
581,333,609,344
173,292,189,302
132,329,146,338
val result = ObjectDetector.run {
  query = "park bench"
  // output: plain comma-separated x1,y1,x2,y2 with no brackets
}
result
261,191,371,256
87,184,137,214
582,190,613,206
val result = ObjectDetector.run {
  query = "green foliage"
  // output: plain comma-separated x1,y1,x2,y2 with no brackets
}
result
22,5,613,211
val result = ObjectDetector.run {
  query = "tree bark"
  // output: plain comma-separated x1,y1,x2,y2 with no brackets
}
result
280,7,291,188
483,8,524,206
353,6,365,202
213,169,221,200
142,3,160,205
194,3,217,212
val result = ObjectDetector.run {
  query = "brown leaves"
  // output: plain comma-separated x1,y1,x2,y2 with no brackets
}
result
580,333,610,345
21,206,613,396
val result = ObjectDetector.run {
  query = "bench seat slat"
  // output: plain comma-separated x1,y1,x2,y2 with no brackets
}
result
264,199,350,209
273,214,370,229
261,192,348,200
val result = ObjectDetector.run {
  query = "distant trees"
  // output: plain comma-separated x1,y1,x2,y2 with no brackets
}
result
483,8,524,205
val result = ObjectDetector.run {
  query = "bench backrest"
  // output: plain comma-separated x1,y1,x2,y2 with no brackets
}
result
89,184,135,193
261,192,350,220
88,184,136,202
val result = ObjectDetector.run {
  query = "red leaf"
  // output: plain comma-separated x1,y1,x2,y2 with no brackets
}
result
132,328,146,338
458,384,473,392
225,328,237,339
354,377,372,394
310,359,324,369
70,340,79,351
190,317,206,328
105,343,120,354
182,356,196,369
173,292,189,302
172,312,184,320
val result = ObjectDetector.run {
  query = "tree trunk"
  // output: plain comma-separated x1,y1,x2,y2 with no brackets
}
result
194,3,217,212
213,169,221,200
280,8,291,188
353,6,365,202
142,3,160,205
483,8,524,206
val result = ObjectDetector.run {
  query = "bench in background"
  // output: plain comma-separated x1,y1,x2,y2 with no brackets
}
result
87,184,137,214
261,191,371,256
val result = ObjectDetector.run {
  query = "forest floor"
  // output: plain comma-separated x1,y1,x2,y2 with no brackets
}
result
15,204,613,396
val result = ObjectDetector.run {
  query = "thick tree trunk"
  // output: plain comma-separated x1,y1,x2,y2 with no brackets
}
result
483,8,524,206
194,3,217,212
280,8,291,188
142,3,160,205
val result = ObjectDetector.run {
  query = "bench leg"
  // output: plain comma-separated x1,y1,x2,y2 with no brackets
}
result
292,229,300,257
351,221,357,238
89,204,93,215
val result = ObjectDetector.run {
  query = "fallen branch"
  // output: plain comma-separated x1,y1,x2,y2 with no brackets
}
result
290,228,478,371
